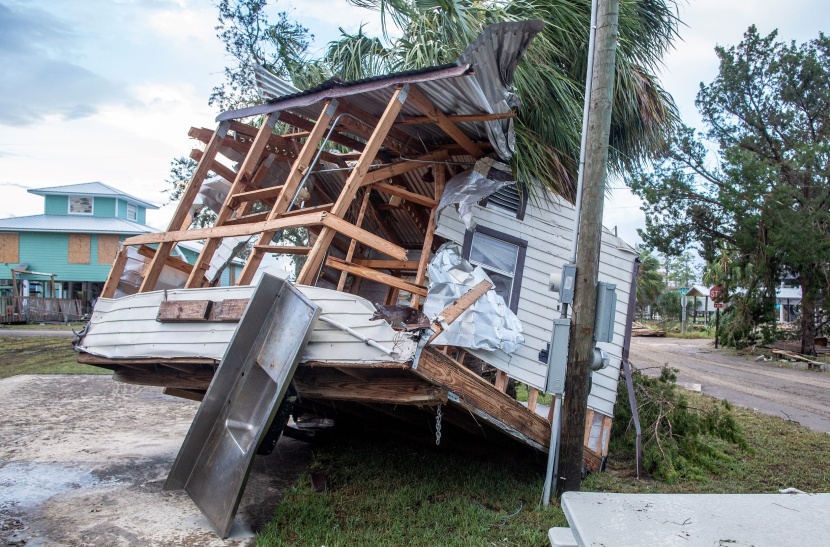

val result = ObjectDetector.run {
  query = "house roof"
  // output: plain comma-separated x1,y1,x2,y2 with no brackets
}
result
776,287,802,300
28,182,159,209
0,214,152,235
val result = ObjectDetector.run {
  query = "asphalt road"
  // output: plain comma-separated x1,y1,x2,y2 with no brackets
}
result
630,337,830,433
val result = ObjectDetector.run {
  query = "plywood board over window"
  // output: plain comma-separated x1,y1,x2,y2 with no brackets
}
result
68,234,91,264
98,235,120,264
0,232,19,262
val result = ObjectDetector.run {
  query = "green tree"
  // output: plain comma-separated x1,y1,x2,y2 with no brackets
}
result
636,248,665,318
213,0,681,198
630,27,830,354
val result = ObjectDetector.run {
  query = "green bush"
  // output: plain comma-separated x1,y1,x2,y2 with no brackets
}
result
612,365,748,482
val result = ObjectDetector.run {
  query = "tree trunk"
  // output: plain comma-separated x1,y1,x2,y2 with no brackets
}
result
800,275,817,356
557,0,621,495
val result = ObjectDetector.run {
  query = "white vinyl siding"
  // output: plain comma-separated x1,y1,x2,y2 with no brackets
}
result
436,189,638,418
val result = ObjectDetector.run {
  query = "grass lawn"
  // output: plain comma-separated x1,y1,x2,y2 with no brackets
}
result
0,336,109,379
258,393,830,546
0,322,85,330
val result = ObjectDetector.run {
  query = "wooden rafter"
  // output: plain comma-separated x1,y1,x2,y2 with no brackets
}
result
337,190,371,291
325,257,427,297
236,99,340,285
361,150,448,186
411,162,445,307
131,121,231,294
297,86,411,285
395,111,516,125
406,85,485,159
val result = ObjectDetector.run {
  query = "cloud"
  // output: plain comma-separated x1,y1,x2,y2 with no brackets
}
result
0,2,122,126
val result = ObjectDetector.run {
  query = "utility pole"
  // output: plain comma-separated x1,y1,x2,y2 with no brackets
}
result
557,0,621,495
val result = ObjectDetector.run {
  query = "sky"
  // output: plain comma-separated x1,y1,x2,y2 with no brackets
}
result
0,0,826,248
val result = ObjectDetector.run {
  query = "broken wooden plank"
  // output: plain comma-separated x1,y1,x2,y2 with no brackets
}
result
412,348,550,449
527,387,539,413
77,353,218,367
157,300,212,322
771,349,825,367
207,298,250,322
254,245,312,255
325,256,427,297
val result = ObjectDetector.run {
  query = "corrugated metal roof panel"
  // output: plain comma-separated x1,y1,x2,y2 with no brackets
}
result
0,214,152,234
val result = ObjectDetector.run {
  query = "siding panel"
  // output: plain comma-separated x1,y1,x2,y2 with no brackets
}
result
435,189,636,417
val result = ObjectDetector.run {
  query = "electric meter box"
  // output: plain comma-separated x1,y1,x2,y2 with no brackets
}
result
594,282,617,343
545,318,571,395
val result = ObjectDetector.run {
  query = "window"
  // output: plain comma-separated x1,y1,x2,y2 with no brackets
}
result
482,182,528,220
462,226,527,313
69,196,93,215
126,203,137,221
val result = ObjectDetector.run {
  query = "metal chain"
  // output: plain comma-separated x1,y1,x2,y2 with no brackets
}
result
435,404,442,446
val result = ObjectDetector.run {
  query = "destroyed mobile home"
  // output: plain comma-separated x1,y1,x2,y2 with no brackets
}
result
74,21,639,537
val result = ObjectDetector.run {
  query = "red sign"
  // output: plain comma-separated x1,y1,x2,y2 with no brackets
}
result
714,303,724,309
709,286,724,301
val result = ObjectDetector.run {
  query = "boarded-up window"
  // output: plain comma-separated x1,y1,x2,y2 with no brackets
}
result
69,196,94,215
97,235,120,264
68,234,91,264
0,232,19,262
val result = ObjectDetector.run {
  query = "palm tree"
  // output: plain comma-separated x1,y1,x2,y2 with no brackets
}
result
216,0,680,199
295,0,680,199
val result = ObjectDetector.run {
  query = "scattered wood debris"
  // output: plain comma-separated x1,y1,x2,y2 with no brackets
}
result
631,322,666,337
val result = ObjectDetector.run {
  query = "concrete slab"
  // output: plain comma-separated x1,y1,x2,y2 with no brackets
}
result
0,374,311,546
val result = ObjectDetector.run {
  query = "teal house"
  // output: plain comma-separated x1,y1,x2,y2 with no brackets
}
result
0,182,159,309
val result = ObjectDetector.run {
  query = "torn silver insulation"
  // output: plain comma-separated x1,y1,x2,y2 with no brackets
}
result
423,243,524,353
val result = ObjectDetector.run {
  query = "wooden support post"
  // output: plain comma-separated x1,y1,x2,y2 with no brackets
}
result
527,387,539,413
236,100,339,286
297,86,410,286
337,190,371,291
126,122,230,293
185,114,280,288
495,371,508,393
411,163,445,308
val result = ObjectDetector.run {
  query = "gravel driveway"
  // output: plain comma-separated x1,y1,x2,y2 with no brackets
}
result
630,337,830,433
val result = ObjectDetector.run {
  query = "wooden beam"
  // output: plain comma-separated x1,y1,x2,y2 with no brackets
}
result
227,185,284,209
101,246,128,298
337,190,371,291
321,214,407,261
411,162,444,308
113,366,214,391
185,113,281,287
527,387,539,413
77,353,218,367
354,259,420,270
156,300,212,322
189,149,237,183
278,110,366,152
325,257,427,297
134,121,231,293
370,182,438,208
336,99,414,155
395,111,516,125
361,150,449,186
163,388,206,402
282,202,334,217
406,85,484,159
433,279,493,326
123,211,326,246
136,245,193,275
412,348,551,450
495,371,508,392
254,245,311,255
222,212,269,226
293,376,448,405
298,86,410,285
237,100,340,285
207,298,249,321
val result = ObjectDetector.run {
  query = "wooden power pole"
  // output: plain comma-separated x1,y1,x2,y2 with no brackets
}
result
557,0,621,494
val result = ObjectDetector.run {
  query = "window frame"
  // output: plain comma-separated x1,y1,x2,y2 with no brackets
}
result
68,196,94,215
462,225,527,314
126,203,137,221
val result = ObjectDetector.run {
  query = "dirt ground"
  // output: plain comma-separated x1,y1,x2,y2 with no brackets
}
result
631,337,830,433
0,374,311,546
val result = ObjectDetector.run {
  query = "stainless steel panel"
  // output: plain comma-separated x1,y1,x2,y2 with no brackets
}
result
164,274,321,538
